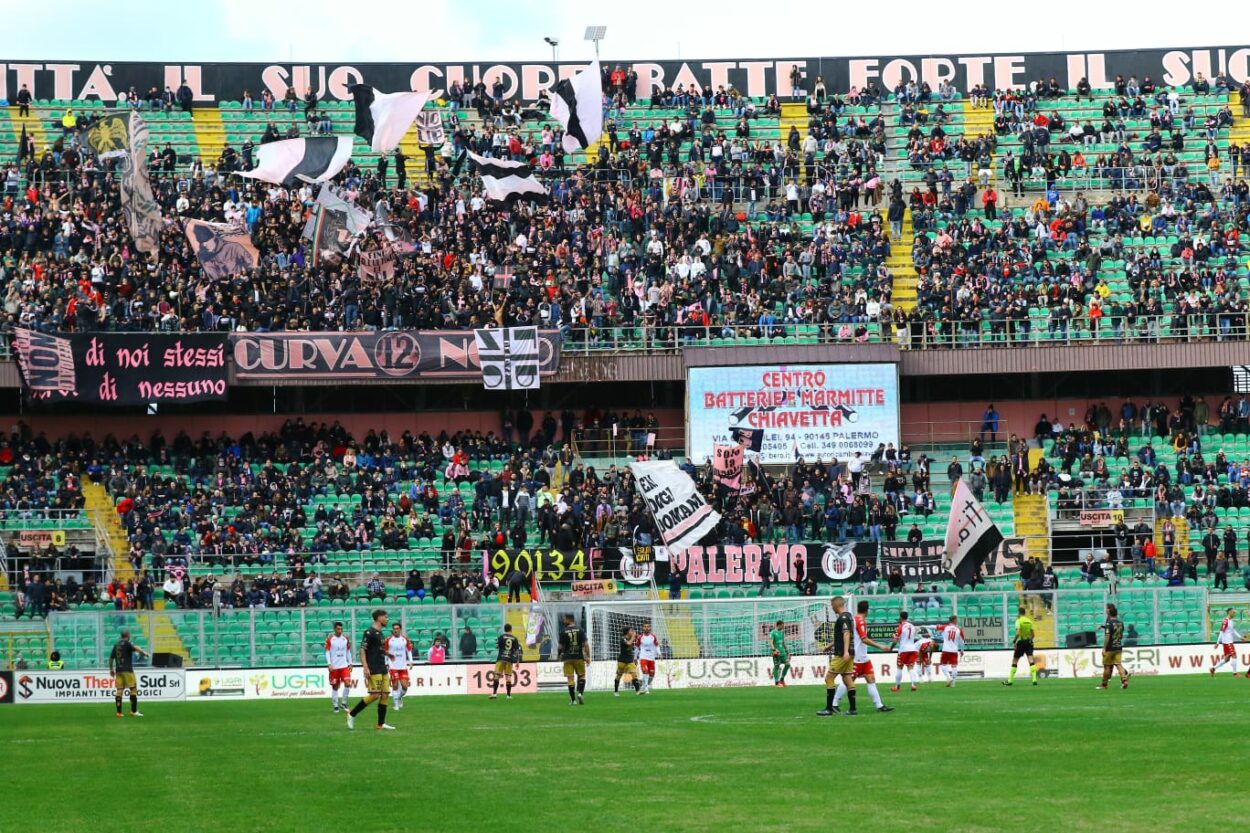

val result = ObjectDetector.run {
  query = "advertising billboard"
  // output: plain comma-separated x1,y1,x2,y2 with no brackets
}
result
687,363,900,464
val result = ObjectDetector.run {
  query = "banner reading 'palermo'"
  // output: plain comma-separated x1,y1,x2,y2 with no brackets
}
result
229,330,561,383
13,329,228,405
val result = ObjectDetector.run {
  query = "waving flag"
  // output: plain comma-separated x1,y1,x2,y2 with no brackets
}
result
550,59,603,154
944,478,1004,587
239,136,353,187
629,460,720,555
466,151,548,208
350,84,433,153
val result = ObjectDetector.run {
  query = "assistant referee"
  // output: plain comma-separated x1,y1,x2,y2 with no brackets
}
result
1003,606,1039,686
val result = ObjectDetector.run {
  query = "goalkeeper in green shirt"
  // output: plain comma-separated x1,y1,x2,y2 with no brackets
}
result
1003,607,1039,686
770,620,790,687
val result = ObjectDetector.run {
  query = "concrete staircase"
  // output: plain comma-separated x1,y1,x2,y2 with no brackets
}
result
961,99,995,137
1013,448,1051,566
83,481,190,663
1154,516,1189,560
189,107,226,164
1014,447,1055,644
1231,90,1250,148
962,99,996,184
779,101,808,177
8,105,49,159
888,207,917,313
658,604,700,659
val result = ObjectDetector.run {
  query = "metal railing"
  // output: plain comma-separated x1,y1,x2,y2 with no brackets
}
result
39,585,1210,669
0,508,91,525
900,419,1011,447
555,314,1250,353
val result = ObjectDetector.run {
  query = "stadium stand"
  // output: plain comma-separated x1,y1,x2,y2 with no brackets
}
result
0,65,1248,671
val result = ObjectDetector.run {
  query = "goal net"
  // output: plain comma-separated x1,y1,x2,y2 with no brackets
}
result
586,596,849,663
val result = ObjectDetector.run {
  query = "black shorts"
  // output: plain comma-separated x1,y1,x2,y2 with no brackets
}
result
1013,640,1034,659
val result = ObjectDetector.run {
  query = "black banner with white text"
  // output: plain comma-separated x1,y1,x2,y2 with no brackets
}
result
0,46,1245,104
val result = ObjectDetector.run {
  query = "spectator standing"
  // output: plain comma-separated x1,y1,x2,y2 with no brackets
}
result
980,404,1000,443
459,625,478,659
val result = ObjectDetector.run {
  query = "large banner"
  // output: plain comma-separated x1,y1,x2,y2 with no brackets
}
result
600,541,863,585
13,329,229,405
629,460,721,554
184,219,260,279
877,537,1025,583
13,670,185,703
1,47,1246,104
229,330,561,383
484,547,593,583
687,363,899,464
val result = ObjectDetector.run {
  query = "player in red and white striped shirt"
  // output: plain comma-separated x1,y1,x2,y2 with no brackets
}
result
386,623,415,709
890,611,920,692
828,600,894,713
1209,608,1244,677
635,623,661,693
938,616,965,687
916,635,935,684
325,621,352,712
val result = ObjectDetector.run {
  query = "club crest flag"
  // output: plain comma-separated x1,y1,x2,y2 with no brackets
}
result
712,444,743,490
85,113,131,159
474,326,541,390
628,460,721,555
943,478,1004,587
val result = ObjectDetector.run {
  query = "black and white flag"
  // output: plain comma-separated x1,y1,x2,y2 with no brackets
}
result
350,84,433,154
414,110,445,146
474,326,541,390
943,479,1005,587
628,460,721,555
466,150,548,209
239,136,353,187
550,59,603,154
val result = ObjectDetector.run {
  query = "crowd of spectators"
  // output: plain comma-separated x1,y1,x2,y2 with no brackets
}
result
4,73,1237,351
1030,394,1250,590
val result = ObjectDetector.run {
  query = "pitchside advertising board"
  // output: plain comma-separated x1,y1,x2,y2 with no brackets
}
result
3,644,1245,704
11,670,184,703
687,363,900,465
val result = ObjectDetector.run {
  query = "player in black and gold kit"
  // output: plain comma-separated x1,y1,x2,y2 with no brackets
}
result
818,596,856,716
613,627,642,696
347,609,396,730
1096,603,1131,690
492,624,522,700
559,613,590,705
108,629,149,718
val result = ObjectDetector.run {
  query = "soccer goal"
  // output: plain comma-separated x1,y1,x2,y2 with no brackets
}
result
586,596,848,663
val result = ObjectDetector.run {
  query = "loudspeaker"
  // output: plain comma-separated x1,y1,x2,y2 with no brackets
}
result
151,652,183,668
1065,631,1097,649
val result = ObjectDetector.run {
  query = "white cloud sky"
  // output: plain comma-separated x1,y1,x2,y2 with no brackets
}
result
0,0,1236,62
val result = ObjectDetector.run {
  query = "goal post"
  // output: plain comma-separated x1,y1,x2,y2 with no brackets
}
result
585,595,851,665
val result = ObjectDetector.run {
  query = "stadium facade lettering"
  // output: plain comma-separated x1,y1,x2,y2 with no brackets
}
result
0,46,1246,103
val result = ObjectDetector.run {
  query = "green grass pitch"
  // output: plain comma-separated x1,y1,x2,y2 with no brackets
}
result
3,676,1246,833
